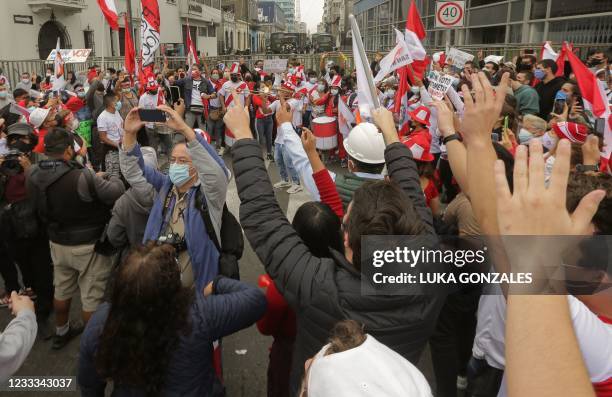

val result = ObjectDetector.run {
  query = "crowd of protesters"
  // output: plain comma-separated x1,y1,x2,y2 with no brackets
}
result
0,42,610,397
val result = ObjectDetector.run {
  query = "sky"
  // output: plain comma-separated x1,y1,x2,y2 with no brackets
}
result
299,0,324,33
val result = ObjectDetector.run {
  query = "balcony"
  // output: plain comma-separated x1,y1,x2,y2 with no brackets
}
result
27,0,86,14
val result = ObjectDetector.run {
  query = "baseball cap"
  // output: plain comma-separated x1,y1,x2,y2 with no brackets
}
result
44,127,75,154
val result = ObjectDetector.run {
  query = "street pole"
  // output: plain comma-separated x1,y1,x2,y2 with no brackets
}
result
101,13,106,71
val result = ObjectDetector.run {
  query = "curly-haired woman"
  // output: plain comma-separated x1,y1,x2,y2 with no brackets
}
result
77,242,266,396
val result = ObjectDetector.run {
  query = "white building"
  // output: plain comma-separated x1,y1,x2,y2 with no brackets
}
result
0,0,221,61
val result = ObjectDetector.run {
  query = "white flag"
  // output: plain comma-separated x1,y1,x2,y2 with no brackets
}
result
374,29,413,83
338,97,355,137
52,37,65,91
352,30,377,117
540,41,558,61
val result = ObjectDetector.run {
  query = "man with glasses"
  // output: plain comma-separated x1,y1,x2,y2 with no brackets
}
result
120,102,230,290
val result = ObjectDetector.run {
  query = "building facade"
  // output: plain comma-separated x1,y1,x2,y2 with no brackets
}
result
353,0,612,52
322,0,352,47
272,0,295,32
0,0,223,61
257,1,287,46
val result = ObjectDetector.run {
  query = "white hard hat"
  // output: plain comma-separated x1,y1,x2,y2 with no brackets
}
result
343,122,386,164
29,107,51,129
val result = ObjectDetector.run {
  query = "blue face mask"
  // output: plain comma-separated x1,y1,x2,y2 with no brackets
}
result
169,163,192,187
0,92,6,99
115,101,122,111
534,69,546,80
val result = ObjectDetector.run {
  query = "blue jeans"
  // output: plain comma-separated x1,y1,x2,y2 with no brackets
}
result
256,116,274,154
274,143,299,184
206,116,225,149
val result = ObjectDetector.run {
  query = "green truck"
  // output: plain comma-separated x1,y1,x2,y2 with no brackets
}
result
311,33,334,53
268,32,310,54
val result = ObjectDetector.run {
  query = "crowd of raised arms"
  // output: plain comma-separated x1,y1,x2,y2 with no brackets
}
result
0,45,610,397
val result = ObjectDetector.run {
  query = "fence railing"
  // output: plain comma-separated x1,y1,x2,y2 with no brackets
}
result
0,43,608,90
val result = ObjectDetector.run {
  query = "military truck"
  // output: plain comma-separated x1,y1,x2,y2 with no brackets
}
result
311,33,334,53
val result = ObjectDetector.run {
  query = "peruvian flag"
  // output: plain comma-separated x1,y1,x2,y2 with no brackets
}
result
338,97,355,138
565,43,612,157
96,0,119,30
124,14,136,75
140,0,161,73
186,24,198,67
52,37,65,91
541,41,566,77
404,0,428,83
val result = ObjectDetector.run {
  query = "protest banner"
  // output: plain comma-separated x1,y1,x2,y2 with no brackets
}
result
264,59,288,73
428,73,454,101
446,47,474,69
46,49,92,64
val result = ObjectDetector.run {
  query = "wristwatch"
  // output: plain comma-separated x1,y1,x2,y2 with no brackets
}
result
575,164,599,173
443,133,462,145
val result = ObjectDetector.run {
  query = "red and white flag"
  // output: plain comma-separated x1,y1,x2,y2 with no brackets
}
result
338,97,355,138
140,0,160,73
374,29,413,83
96,0,119,30
540,41,558,60
124,14,136,75
186,24,198,67
565,43,611,157
404,1,428,83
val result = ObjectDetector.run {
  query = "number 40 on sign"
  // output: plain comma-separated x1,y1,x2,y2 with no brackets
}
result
435,1,465,28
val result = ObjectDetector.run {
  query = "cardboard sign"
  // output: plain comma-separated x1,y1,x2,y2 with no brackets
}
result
446,47,474,69
428,73,454,101
46,49,92,64
263,59,288,73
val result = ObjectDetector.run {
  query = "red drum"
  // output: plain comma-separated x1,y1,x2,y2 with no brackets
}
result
224,127,235,147
311,116,338,150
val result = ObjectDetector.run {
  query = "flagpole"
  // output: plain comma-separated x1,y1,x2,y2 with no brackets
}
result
349,14,380,109
101,13,106,71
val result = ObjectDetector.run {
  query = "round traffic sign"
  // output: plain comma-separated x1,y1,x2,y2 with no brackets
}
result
437,2,464,27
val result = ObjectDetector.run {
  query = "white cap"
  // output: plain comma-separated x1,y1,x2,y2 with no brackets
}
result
29,107,51,128
343,122,386,164
308,335,432,397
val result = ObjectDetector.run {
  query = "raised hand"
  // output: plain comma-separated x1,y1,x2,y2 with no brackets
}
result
301,128,317,155
460,72,509,145
581,134,601,167
371,107,398,144
173,98,186,118
275,96,293,125
432,100,455,137
9,291,34,317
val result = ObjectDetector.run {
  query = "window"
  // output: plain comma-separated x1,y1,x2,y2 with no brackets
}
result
530,0,547,19
84,30,95,55
548,16,612,44
469,25,506,44
510,0,525,22
469,3,508,25
119,27,126,55
367,7,376,28
508,23,522,43
198,26,207,36
550,0,612,18
470,0,506,6
208,26,216,37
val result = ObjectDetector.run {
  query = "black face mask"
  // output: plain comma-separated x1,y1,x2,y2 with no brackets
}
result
9,140,35,153
588,58,603,67
329,72,336,78
231,76,239,83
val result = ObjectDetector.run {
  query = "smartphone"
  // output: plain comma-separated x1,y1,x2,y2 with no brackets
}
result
138,109,167,122
553,98,566,115
169,86,180,105
594,118,606,135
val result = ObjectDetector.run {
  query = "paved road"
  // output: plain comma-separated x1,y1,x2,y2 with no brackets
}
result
0,154,435,396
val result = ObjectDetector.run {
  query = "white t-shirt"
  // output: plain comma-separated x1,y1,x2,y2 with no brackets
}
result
96,110,124,143
191,79,204,107
303,81,316,110
473,293,612,397
218,80,250,108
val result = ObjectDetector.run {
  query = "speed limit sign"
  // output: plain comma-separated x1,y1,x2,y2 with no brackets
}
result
435,1,465,28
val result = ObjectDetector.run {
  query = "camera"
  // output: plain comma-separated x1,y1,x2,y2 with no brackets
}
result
0,149,24,176
157,232,187,253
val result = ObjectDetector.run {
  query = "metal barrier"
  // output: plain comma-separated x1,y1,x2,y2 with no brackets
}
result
0,43,608,89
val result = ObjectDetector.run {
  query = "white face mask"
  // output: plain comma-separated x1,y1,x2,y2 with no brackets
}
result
309,77,317,84
386,90,396,98
330,88,339,95
317,84,325,92
411,86,420,95
540,132,557,150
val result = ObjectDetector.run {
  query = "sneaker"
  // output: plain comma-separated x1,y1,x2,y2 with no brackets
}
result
457,375,468,390
287,184,303,194
52,323,84,350
273,180,291,189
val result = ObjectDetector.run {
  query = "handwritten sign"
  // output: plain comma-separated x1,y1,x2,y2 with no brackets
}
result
46,49,92,64
263,59,288,73
428,73,454,101
446,47,473,69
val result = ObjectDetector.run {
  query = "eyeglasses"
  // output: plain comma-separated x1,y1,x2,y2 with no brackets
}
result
169,157,192,165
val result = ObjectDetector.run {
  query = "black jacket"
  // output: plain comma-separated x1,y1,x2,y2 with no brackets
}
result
232,139,444,393
535,76,566,120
